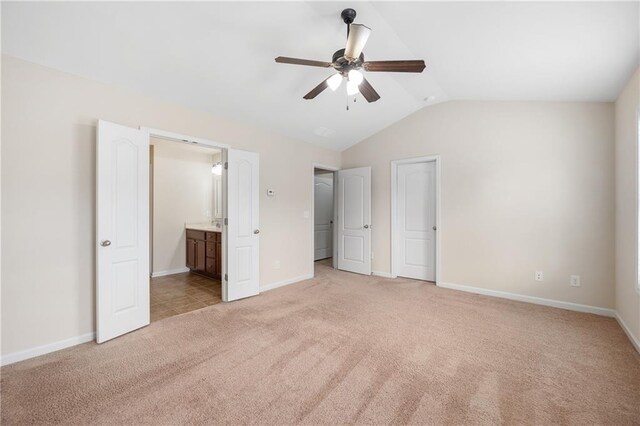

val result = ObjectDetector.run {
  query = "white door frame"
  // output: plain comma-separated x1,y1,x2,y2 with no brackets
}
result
140,127,233,300
391,155,441,284
311,163,339,276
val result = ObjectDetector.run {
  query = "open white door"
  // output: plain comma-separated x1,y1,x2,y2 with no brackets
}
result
337,167,371,275
96,120,149,343
225,149,260,301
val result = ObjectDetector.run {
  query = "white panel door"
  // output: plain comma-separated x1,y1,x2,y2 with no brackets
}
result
337,167,371,275
96,120,149,343
226,149,259,301
397,161,436,281
314,176,333,261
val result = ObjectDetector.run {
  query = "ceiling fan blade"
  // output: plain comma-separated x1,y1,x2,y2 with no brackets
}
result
303,76,331,100
275,56,332,68
344,24,371,60
359,77,380,103
363,60,426,73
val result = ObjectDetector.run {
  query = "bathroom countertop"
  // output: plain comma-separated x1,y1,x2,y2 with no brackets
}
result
185,223,222,232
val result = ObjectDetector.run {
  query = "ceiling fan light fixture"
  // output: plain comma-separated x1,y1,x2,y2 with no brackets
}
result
327,73,343,91
348,69,364,85
346,80,360,96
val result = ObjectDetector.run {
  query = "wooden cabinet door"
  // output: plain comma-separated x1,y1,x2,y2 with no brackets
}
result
196,240,206,272
186,238,196,269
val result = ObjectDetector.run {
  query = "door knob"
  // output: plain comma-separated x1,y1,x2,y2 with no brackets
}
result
433,226,437,231
253,229,260,234
364,225,369,229
100,240,112,247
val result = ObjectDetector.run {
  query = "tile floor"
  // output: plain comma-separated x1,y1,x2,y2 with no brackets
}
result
150,272,222,322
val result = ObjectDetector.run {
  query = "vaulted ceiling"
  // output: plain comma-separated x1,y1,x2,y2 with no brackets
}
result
3,2,638,150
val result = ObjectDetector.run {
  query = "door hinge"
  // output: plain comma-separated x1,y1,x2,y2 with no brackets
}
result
224,273,228,281
224,162,228,170
224,218,228,225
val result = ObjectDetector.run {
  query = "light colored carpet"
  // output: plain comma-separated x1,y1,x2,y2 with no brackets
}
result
2,262,639,425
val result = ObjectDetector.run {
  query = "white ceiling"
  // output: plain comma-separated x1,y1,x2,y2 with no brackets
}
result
2,2,638,151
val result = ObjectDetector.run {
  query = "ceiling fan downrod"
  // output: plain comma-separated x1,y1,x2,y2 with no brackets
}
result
341,8,357,38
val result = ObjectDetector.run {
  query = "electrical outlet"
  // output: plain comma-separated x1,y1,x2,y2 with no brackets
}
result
371,252,374,260
535,271,544,281
273,260,281,270
570,275,581,287
303,210,310,219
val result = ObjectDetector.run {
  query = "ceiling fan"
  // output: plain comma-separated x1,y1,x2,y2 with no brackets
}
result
275,8,426,104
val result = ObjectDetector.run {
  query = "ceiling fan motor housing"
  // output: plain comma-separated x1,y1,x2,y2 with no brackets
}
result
332,48,365,74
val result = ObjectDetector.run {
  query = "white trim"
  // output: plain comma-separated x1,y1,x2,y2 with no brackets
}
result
615,311,640,354
313,163,340,172
1,332,95,366
260,273,314,292
372,270,393,278
636,106,640,294
143,127,230,149
151,267,190,278
4,287,636,367
310,163,340,278
391,155,441,284
438,281,615,317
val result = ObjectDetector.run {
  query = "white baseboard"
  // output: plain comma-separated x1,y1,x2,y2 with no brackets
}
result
151,267,190,278
438,281,616,317
372,270,393,278
4,278,636,367
260,273,314,292
1,332,95,367
615,311,640,354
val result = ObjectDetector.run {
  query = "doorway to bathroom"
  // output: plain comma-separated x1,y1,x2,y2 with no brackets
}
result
96,120,261,343
148,138,224,322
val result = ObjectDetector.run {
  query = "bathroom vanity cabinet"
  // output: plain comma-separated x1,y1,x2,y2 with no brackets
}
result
186,229,221,280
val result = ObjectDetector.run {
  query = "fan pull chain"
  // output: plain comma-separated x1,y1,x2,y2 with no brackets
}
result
346,94,358,111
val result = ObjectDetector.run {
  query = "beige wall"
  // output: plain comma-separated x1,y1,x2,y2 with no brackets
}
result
342,101,615,309
1,56,340,356
151,138,218,274
615,67,640,345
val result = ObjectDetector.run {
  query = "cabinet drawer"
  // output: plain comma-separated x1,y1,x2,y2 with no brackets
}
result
206,231,220,241
205,258,216,275
186,230,206,241
206,242,216,258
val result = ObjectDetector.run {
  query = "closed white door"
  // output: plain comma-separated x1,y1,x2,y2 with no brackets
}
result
314,176,333,261
337,167,371,275
397,161,436,281
226,149,260,301
96,120,150,343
